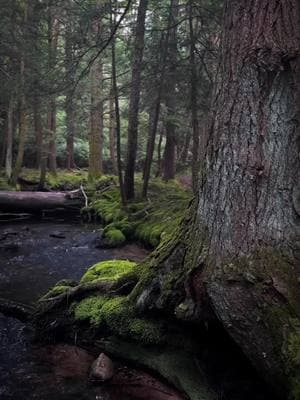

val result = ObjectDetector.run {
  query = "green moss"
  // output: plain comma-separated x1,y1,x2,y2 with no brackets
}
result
89,177,192,248
103,227,126,247
0,176,15,191
80,259,138,284
41,285,71,300
74,296,108,325
74,295,164,345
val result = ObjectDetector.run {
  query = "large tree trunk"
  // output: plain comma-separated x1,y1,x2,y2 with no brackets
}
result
124,0,148,200
136,0,300,398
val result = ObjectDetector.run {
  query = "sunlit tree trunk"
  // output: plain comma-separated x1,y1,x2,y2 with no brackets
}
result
124,0,149,200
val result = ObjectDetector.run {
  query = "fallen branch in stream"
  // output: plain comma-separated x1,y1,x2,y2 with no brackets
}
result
0,297,35,322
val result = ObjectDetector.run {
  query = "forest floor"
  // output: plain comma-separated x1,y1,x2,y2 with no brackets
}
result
0,168,192,249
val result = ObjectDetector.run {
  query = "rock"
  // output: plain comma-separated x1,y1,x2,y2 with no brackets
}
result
50,231,66,239
90,353,115,382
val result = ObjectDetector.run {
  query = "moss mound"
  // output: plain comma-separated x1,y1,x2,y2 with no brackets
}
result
74,295,164,345
103,227,126,247
80,259,138,284
89,178,191,248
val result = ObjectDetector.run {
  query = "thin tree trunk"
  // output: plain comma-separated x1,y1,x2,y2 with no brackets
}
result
89,60,103,179
47,5,59,175
155,126,163,178
33,95,43,169
189,0,200,193
65,13,76,170
162,0,179,181
142,0,174,198
109,89,117,175
5,96,14,180
11,58,28,186
124,0,149,200
179,126,191,164
66,97,76,170
111,0,126,204
88,3,103,180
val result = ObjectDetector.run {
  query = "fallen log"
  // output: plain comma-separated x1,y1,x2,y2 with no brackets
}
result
0,297,34,322
0,190,84,213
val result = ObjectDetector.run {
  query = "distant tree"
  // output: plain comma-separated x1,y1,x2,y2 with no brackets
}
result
124,0,149,200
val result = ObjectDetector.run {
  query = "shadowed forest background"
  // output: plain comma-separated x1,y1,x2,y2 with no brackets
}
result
0,0,221,196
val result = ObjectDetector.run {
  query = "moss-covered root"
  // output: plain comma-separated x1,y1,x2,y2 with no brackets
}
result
94,337,217,400
74,295,164,345
207,249,300,399
80,259,138,284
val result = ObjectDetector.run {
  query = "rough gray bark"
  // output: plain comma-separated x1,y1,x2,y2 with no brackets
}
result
198,0,300,261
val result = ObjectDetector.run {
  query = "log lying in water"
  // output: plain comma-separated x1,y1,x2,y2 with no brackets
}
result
0,297,34,322
0,190,85,213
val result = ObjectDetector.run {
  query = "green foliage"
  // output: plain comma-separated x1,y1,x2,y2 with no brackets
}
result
80,259,138,284
41,284,71,300
0,176,15,190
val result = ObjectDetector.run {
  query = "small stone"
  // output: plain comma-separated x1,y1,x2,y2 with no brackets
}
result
90,353,115,382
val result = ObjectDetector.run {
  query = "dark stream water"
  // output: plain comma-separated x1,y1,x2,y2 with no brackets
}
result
0,219,147,400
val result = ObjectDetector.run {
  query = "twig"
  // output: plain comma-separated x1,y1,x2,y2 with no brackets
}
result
80,184,89,207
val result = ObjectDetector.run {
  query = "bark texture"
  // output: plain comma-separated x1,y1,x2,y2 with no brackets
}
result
198,0,300,261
